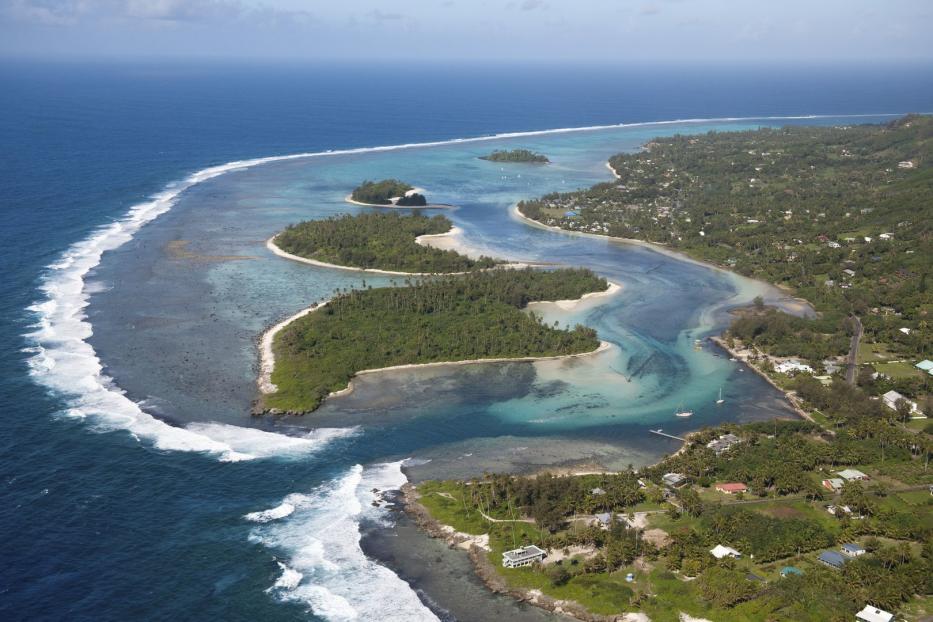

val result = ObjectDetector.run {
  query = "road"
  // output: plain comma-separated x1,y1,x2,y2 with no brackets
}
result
845,315,863,385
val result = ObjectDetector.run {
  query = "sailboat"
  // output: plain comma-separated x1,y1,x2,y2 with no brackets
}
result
716,387,725,405
675,403,693,418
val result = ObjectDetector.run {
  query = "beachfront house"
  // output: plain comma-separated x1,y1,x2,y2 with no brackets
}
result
822,478,845,492
841,543,866,557
710,545,742,560
856,605,894,622
715,482,748,495
662,472,687,488
818,551,847,569
502,545,547,568
837,469,869,482
706,433,742,455
775,360,814,375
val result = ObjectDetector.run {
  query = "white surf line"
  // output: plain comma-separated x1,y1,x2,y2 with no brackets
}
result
25,111,915,459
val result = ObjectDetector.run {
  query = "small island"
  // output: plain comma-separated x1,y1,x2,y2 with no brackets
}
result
273,212,500,274
260,268,609,413
349,179,428,206
480,148,549,163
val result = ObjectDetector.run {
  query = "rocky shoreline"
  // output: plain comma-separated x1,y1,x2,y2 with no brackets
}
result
400,483,639,622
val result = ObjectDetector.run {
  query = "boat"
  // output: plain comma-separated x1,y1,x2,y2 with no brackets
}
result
674,404,693,418
716,387,725,405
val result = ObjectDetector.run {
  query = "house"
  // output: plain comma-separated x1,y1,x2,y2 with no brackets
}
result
710,544,742,559
780,566,803,578
879,233,893,240
818,550,847,569
837,469,869,481
841,543,866,557
882,390,921,415
827,241,841,248
706,433,742,455
843,268,856,278
502,545,547,568
916,360,933,372
823,478,844,492
775,360,814,375
827,504,853,516
594,512,615,527
715,483,748,495
662,472,687,488
856,605,894,622
591,487,606,496
898,160,915,169
899,327,911,335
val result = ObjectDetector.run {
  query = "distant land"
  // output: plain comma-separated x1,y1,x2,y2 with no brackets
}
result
480,148,550,163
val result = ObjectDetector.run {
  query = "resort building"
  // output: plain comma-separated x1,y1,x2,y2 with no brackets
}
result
710,545,742,559
856,605,894,622
662,472,687,488
502,545,547,568
841,543,866,557
818,550,847,570
837,469,869,482
715,482,748,495
822,478,845,492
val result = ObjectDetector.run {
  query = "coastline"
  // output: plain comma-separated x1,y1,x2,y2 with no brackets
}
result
256,285,617,410
344,193,454,209
268,234,502,277
510,204,814,317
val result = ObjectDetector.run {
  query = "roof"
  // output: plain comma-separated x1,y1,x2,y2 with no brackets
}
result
882,390,904,402
823,478,844,488
716,482,748,493
780,566,803,576
595,512,612,524
856,605,894,622
502,545,546,562
842,543,866,553
837,469,868,480
916,360,933,371
710,544,741,559
818,551,846,567
591,487,606,495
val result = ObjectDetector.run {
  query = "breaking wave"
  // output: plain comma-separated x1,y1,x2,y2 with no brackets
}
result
248,461,439,621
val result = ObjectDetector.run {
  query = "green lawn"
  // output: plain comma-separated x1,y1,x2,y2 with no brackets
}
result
857,342,897,364
873,360,924,380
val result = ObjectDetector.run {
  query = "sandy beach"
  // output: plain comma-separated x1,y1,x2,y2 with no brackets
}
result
257,290,616,402
511,204,814,317
526,281,622,313
268,234,478,276
344,187,454,209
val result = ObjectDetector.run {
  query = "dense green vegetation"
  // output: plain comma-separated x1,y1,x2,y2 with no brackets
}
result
519,116,932,414
266,268,607,412
480,148,550,163
416,419,932,621
350,178,416,205
275,212,499,273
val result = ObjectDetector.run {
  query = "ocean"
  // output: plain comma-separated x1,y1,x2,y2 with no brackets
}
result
2,60,932,621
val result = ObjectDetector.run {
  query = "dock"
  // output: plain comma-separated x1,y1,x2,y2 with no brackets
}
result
649,429,685,442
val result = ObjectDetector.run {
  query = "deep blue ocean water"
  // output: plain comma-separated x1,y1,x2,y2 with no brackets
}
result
2,60,932,621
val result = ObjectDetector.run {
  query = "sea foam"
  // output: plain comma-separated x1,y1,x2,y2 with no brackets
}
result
249,461,439,622
24,113,904,460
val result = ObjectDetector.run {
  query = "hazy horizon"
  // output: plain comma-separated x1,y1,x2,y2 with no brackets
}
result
2,0,931,63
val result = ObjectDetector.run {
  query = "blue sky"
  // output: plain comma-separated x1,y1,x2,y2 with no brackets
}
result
1,0,931,62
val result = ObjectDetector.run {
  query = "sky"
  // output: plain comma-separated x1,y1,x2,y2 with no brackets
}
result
0,0,931,63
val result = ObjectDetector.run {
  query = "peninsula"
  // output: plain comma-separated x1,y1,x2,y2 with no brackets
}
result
273,212,499,274
348,179,429,206
480,148,549,163
259,268,611,414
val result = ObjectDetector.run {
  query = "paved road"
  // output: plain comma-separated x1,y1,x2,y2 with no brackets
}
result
845,315,863,385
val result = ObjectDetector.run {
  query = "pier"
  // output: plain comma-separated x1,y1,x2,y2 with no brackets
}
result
649,429,685,442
